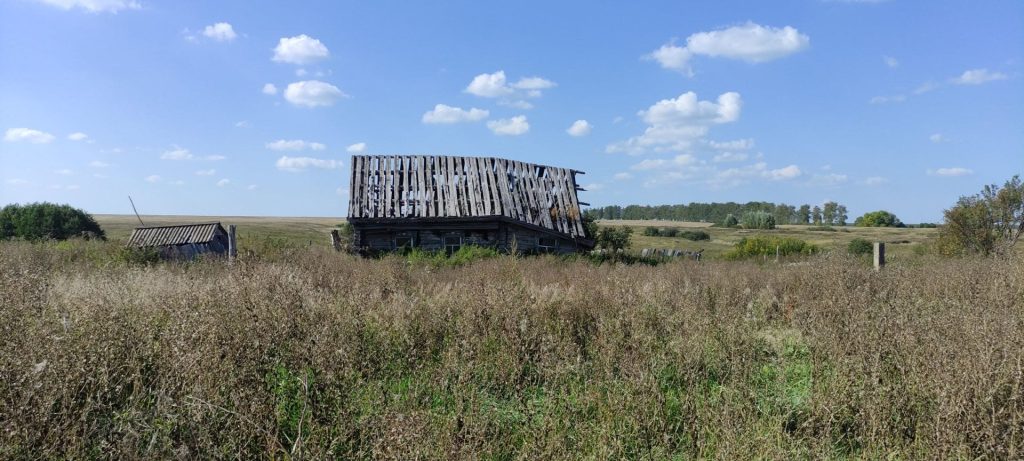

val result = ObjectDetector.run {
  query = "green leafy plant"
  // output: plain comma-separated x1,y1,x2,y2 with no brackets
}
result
0,202,105,241
847,238,873,256
854,210,904,227
725,236,818,260
741,211,776,230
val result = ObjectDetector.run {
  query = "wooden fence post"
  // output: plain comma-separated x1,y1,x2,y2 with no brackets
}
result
330,229,342,252
873,242,885,271
228,224,237,262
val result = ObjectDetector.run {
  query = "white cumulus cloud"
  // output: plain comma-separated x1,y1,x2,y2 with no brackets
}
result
951,68,1008,85
712,152,749,163
262,83,278,95
421,104,489,124
487,116,529,136
465,71,556,101
202,22,236,42
216,178,230,187
566,120,592,137
68,132,89,141
265,139,326,151
648,22,809,74
883,56,899,68
929,133,946,143
273,35,329,65
928,167,973,177
606,91,741,155
766,165,802,180
145,175,161,183
160,147,192,160
195,169,216,176
275,156,342,172
465,71,514,98
283,80,347,107
346,142,366,153
34,0,140,13
4,128,55,144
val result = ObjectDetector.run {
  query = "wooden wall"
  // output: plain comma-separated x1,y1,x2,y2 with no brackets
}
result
353,221,582,255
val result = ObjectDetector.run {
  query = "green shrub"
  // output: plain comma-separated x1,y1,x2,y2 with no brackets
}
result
595,226,633,251
854,210,904,227
660,227,679,237
741,211,776,230
723,214,739,228
405,245,500,267
678,230,710,241
642,226,660,237
847,238,873,256
0,202,105,241
724,236,818,260
114,246,162,265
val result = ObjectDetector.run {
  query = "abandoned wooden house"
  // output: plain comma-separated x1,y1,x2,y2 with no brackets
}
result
347,155,593,254
126,222,235,259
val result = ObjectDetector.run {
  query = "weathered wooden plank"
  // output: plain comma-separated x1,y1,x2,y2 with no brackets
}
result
415,156,424,218
565,170,585,237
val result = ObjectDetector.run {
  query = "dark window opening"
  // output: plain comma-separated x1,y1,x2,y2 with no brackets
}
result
396,236,414,249
444,236,462,255
539,237,557,253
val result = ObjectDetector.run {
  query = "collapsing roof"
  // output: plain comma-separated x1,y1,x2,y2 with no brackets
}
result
126,222,227,247
347,155,588,238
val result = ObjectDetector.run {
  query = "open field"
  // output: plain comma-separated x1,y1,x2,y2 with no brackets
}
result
94,214,344,247
94,215,937,260
1,240,1021,459
599,220,937,259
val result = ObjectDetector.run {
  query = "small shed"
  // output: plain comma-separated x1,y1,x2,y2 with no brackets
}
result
126,222,230,259
347,155,594,254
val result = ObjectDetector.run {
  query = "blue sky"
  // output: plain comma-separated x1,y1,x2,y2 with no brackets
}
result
1,0,1021,222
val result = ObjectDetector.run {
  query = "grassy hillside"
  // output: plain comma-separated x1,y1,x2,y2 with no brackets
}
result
1,241,1019,459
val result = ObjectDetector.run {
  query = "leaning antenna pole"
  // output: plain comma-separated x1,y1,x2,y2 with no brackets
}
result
128,195,145,226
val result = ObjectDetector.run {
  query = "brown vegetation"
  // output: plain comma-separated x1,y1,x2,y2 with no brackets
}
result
1,241,1021,459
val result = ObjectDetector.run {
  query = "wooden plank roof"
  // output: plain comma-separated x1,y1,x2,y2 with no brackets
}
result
126,222,225,247
348,155,587,238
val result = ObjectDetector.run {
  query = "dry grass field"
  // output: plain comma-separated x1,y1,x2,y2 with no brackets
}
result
92,215,937,261
1,233,1021,459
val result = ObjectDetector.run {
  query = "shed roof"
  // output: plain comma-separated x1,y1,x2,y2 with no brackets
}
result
347,155,588,238
126,222,226,247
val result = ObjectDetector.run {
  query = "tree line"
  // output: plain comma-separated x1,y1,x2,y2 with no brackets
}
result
585,201,851,226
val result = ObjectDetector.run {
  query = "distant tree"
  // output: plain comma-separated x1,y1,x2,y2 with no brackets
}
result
938,175,1024,256
812,206,823,225
797,205,811,224
822,202,838,226
723,213,739,228
854,210,903,227
0,202,105,241
595,226,633,251
836,205,849,226
741,211,776,230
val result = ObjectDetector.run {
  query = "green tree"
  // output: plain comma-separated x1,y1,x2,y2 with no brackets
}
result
595,226,633,251
723,213,739,228
938,175,1024,256
797,204,811,224
741,211,776,229
822,201,838,225
0,202,105,241
812,206,822,225
836,205,848,226
854,210,903,227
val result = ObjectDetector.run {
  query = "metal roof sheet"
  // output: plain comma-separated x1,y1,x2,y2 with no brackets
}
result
126,222,225,247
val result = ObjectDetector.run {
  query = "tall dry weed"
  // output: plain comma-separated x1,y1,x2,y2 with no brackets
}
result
0,242,1021,459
